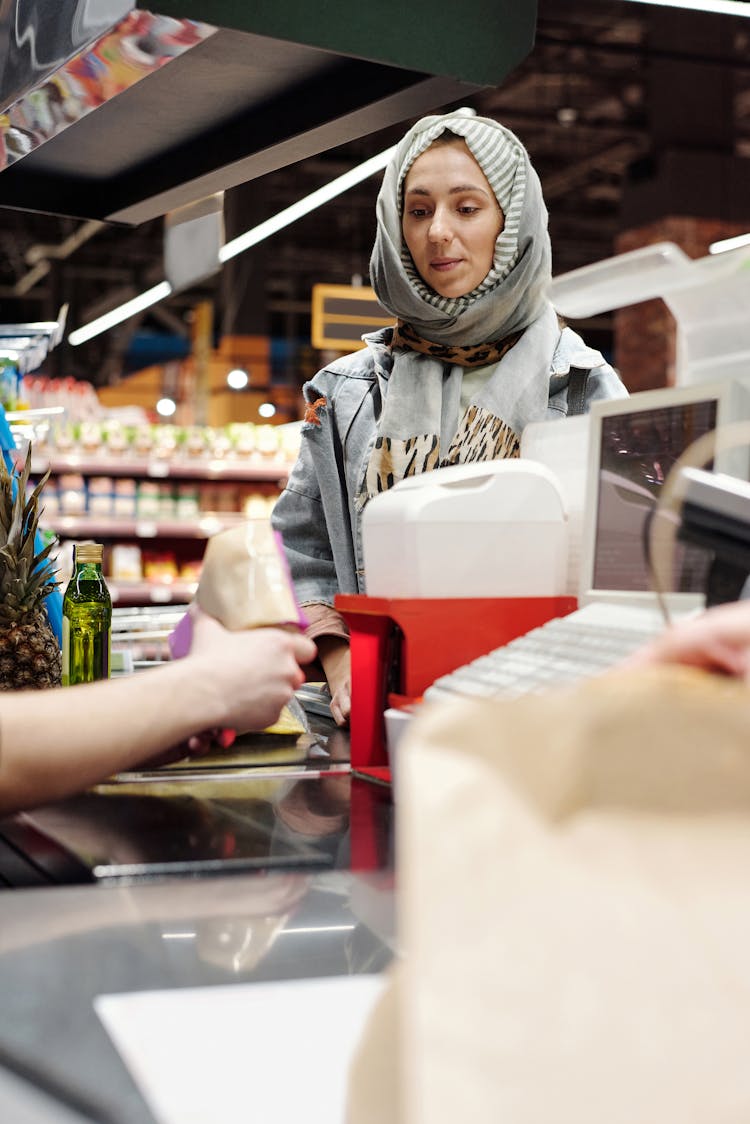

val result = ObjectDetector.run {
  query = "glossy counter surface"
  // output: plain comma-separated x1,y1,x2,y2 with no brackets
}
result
0,867,396,1122
0,716,395,1120
0,717,392,886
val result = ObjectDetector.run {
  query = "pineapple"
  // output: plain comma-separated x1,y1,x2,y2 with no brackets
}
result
0,449,61,689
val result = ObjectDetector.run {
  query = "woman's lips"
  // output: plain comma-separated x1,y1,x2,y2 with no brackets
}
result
430,258,462,271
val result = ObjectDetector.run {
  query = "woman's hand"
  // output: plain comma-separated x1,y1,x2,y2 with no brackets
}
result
620,600,750,680
316,636,352,726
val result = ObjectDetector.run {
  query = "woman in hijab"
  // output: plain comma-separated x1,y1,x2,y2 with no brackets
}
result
272,109,628,724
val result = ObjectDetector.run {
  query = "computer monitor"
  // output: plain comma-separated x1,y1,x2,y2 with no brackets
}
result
580,378,750,609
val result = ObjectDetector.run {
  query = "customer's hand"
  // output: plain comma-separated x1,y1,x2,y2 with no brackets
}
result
188,608,317,733
621,600,750,680
316,636,352,726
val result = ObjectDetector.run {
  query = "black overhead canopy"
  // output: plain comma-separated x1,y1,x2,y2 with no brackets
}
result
0,0,538,225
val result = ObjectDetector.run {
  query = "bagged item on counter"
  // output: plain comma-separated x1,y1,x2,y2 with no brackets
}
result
348,665,750,1124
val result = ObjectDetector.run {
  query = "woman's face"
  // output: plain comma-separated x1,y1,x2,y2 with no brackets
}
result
402,140,504,299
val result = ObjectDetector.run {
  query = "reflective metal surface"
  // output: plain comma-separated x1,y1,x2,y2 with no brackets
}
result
0,8,215,171
0,0,134,111
0,717,394,884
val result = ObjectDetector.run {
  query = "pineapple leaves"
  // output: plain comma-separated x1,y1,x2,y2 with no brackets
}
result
0,448,59,606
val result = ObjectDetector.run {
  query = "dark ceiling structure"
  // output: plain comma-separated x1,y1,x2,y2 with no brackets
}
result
1,0,749,386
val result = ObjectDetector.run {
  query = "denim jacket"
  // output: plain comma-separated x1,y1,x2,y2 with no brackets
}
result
271,324,627,607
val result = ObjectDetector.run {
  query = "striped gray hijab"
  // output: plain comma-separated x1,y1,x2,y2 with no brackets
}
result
370,108,552,347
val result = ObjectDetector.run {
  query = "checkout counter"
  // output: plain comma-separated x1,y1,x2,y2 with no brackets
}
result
0,706,394,1122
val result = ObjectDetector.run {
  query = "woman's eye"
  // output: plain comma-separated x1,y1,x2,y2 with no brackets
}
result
458,205,480,215
408,207,430,218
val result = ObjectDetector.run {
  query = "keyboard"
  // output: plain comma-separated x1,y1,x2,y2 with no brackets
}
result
424,602,680,704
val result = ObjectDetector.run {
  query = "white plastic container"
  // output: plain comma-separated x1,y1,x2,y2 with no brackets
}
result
362,459,568,599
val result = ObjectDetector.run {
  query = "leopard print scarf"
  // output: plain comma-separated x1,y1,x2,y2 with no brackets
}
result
391,320,523,368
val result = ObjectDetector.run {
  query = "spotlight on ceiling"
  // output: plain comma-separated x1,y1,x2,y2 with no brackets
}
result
227,367,249,390
258,402,276,419
156,397,177,417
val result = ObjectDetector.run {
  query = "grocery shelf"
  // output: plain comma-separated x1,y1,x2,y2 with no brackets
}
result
31,454,291,483
42,513,246,540
108,581,196,607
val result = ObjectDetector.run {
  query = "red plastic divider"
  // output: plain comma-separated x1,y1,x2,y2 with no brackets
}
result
336,593,578,778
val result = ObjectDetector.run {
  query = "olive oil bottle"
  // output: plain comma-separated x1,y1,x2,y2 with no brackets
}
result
62,543,112,685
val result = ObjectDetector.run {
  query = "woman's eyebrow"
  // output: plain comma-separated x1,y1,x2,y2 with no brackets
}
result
404,184,492,198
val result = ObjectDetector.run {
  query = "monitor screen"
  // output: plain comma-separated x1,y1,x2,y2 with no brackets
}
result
592,396,717,593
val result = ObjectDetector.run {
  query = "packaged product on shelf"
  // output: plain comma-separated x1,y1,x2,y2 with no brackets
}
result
136,480,160,519
215,484,238,512
153,425,178,459
113,478,137,518
0,358,19,410
208,427,232,459
103,420,129,456
142,551,179,584
38,477,60,517
133,424,154,457
58,473,87,515
51,538,76,587
243,492,271,520
87,476,114,516
53,422,76,454
199,484,219,512
184,426,208,457
228,422,256,458
278,422,303,463
79,420,105,453
110,543,143,582
158,483,176,518
179,558,202,583
255,424,280,458
176,484,200,518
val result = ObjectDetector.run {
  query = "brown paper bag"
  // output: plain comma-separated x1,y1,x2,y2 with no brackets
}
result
196,521,304,631
348,665,750,1124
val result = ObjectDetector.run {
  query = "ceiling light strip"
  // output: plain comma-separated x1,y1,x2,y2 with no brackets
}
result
709,232,750,254
218,146,397,263
620,0,750,15
68,145,397,347
69,282,173,346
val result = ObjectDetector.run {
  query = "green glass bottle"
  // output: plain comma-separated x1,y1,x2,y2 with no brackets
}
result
62,543,112,686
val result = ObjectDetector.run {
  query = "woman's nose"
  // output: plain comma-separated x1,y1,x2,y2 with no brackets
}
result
428,210,452,244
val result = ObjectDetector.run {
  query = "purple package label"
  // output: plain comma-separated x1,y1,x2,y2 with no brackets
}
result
166,611,236,750
168,611,193,659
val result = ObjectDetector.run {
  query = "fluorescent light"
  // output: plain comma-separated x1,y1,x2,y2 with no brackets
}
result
709,232,750,254
68,281,173,346
258,402,276,418
621,0,750,14
219,146,396,264
68,145,396,348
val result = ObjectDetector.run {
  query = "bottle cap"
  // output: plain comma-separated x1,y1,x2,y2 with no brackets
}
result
74,542,103,564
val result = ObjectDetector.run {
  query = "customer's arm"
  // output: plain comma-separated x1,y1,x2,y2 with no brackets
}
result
316,635,352,726
272,411,353,726
0,611,316,815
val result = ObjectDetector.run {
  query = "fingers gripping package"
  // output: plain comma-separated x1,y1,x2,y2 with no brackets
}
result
169,522,308,748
